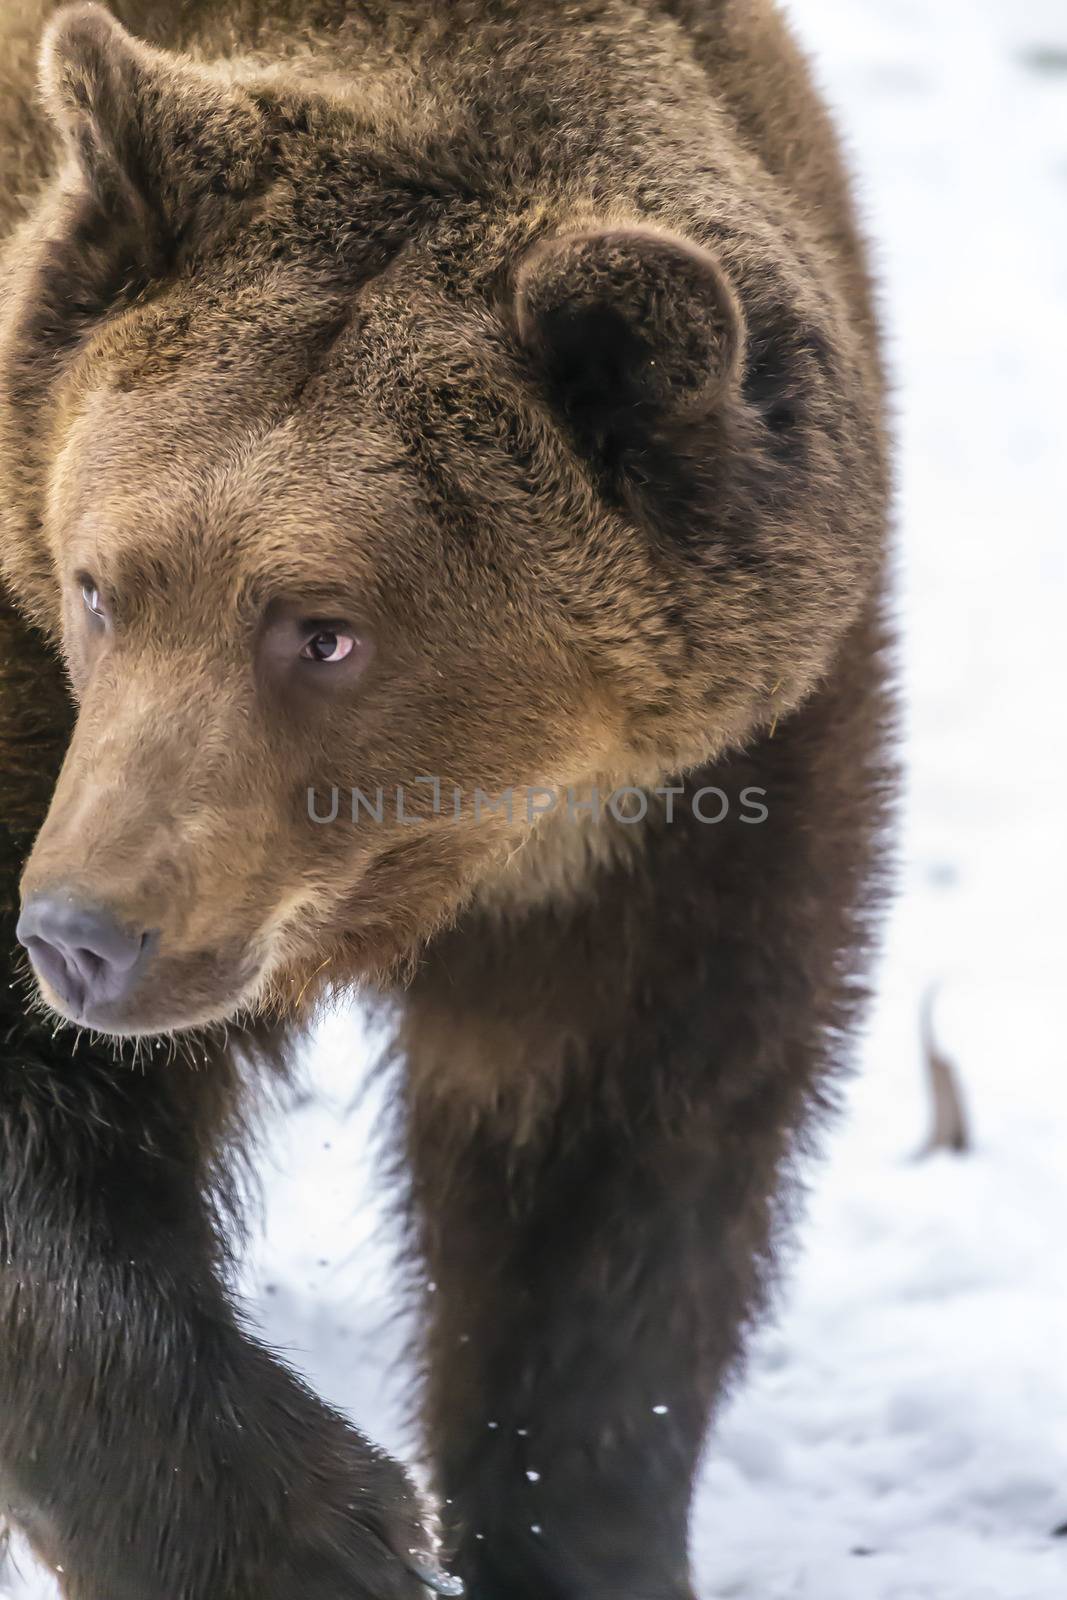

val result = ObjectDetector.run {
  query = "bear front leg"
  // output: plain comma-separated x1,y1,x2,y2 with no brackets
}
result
0,1021,439,1600
0,605,435,1600
406,1095,762,1600
400,921,810,1600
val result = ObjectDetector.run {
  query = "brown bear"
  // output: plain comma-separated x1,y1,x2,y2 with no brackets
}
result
0,1,893,1596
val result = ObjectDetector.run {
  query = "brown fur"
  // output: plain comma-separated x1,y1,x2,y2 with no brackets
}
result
0,3,894,1596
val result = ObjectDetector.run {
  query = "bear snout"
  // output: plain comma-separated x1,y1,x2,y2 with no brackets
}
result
16,891,156,1021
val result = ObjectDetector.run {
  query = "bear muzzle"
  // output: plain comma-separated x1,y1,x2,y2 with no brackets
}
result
17,891,157,1021
14,865,266,1034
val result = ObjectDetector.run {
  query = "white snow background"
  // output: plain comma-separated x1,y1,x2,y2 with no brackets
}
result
4,0,1066,1594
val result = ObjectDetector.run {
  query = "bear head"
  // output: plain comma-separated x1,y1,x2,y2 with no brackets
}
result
0,3,883,1034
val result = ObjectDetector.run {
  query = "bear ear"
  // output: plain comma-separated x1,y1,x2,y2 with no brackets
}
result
39,2,268,240
513,225,746,444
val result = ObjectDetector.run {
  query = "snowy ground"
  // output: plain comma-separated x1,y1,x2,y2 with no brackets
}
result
5,0,1066,1595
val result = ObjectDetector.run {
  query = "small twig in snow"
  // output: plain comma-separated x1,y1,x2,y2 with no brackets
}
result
917,983,971,1157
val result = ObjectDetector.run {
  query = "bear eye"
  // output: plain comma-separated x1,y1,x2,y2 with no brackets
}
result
261,603,372,690
300,630,355,664
79,575,106,621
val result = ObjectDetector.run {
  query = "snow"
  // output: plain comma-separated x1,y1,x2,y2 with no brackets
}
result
4,0,1066,1594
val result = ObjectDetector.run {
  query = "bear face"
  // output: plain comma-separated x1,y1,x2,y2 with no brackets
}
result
0,4,885,1035
6,256,634,1032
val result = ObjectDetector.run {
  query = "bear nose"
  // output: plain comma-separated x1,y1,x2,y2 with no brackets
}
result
16,892,151,1016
